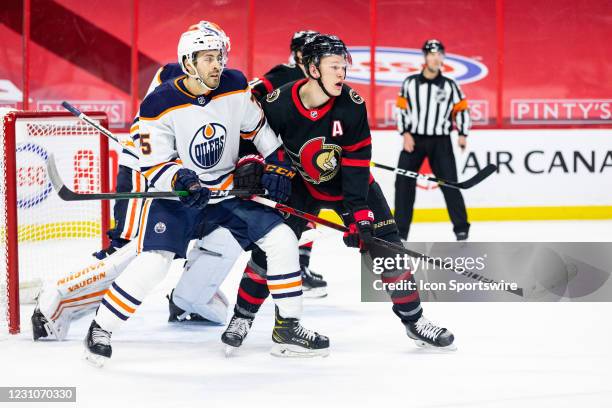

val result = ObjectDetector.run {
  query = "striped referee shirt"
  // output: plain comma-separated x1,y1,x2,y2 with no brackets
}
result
396,72,470,137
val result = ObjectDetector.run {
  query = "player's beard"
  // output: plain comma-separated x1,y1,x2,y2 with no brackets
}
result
203,72,221,89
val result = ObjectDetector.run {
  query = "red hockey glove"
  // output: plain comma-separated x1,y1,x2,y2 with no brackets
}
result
343,208,374,252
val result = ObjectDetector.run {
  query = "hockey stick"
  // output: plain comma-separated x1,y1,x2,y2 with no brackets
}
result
46,154,263,201
249,196,524,297
61,101,140,159
250,196,454,268
371,162,497,190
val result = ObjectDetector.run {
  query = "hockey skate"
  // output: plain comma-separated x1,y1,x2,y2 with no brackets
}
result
167,290,211,323
31,298,71,341
404,316,456,351
456,231,469,241
271,307,329,358
301,266,328,298
221,313,253,356
83,321,112,367
31,307,51,341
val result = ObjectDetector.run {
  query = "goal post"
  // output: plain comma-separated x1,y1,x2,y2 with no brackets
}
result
1,109,110,335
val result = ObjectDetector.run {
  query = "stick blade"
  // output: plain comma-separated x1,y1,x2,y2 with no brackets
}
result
455,164,497,189
46,154,76,201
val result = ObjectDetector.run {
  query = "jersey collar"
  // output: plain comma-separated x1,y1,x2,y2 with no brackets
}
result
291,79,336,121
419,70,443,85
174,76,211,104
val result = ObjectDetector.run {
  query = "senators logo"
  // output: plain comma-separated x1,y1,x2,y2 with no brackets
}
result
349,89,364,104
289,137,342,184
266,89,280,103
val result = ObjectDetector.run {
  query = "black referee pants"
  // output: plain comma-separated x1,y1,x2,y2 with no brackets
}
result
394,135,470,240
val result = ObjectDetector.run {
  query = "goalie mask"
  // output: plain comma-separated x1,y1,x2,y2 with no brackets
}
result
177,21,231,91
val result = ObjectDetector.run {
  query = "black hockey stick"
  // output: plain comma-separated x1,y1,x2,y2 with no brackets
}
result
62,101,140,159
371,162,497,189
46,154,263,201
250,196,524,297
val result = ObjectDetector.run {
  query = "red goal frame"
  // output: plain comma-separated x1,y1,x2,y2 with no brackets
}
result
2,111,110,334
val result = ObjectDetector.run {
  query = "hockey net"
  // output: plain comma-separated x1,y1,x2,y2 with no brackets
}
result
0,109,110,335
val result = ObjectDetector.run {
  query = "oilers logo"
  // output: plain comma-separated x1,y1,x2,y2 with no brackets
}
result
288,137,342,184
189,123,227,169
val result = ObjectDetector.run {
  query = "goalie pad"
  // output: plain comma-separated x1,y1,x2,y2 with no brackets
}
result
172,227,243,324
35,240,138,340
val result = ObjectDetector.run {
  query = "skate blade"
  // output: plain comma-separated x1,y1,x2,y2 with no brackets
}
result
302,287,328,298
224,345,239,357
413,340,457,352
83,349,110,367
270,344,330,358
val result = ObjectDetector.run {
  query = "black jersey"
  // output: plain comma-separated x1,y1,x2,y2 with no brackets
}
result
262,79,372,212
251,63,306,100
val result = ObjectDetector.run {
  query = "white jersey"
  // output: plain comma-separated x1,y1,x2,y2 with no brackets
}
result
138,69,280,198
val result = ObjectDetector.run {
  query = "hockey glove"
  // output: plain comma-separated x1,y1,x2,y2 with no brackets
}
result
343,208,374,252
234,154,264,190
172,168,210,209
262,149,295,203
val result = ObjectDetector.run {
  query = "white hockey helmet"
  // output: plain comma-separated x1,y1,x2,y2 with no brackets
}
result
188,21,231,53
177,21,231,89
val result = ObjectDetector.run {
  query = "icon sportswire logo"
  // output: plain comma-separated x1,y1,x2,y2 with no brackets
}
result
347,47,489,86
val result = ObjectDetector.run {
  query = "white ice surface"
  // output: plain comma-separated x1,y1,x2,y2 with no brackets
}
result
1,220,611,408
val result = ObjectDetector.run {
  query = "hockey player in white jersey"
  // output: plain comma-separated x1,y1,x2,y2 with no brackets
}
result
31,24,243,340
82,23,328,365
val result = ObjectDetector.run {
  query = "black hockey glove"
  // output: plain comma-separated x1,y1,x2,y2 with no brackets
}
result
343,208,374,252
234,154,264,190
172,168,210,209
262,149,295,203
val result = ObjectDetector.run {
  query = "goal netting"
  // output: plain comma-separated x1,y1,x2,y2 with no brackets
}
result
1,109,110,335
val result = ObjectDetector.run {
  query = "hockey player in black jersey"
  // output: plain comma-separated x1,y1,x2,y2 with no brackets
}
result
249,30,328,298
222,34,456,351
250,30,318,100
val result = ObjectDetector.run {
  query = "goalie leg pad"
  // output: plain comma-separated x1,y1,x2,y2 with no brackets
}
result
173,227,242,324
35,240,139,340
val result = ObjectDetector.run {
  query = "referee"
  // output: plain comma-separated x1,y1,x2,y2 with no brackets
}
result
394,39,471,241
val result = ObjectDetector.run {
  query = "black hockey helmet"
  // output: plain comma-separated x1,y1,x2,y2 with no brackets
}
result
290,30,319,53
422,39,445,54
301,34,352,74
